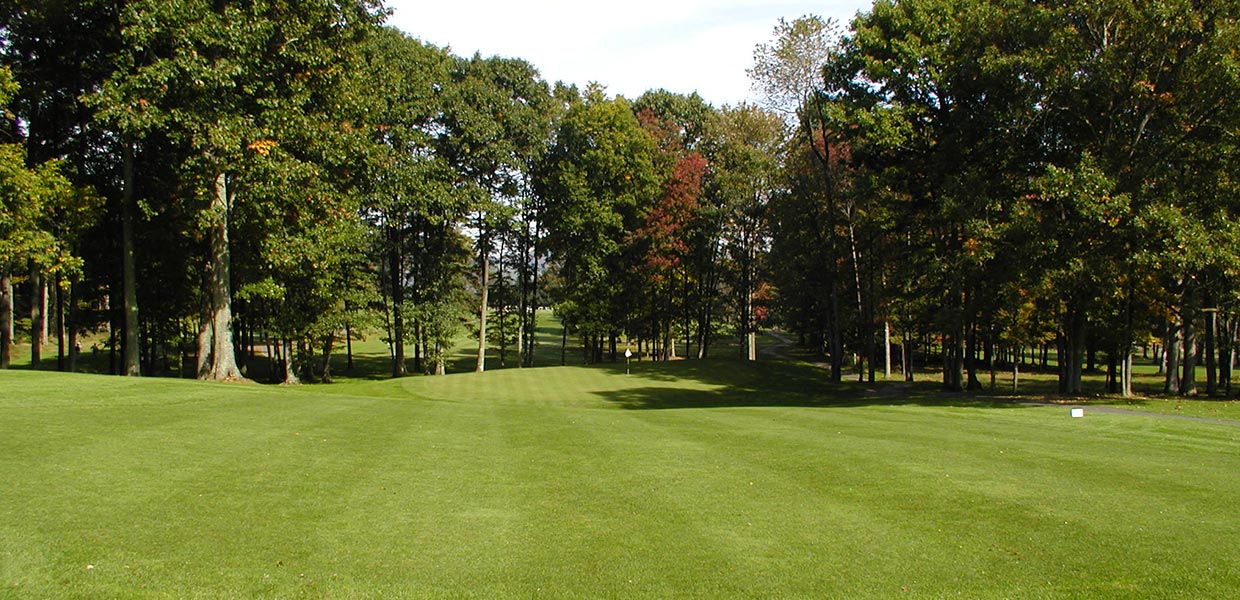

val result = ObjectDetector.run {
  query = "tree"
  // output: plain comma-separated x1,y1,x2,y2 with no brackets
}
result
538,85,659,362
2,1,128,373
750,15,851,381
90,0,384,381
352,27,458,377
709,104,786,361
0,67,99,370
438,53,551,372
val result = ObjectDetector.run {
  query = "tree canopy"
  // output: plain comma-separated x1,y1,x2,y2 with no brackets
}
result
1,0,1237,398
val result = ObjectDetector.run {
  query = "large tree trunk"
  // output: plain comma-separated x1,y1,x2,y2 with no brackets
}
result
196,304,212,378
121,142,141,376
0,272,11,368
1058,300,1086,395
198,173,243,381
320,333,334,383
283,339,300,385
1120,350,1133,397
1181,300,1197,396
1164,317,1182,395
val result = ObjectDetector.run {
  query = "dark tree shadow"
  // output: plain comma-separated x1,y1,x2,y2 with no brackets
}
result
591,359,1037,411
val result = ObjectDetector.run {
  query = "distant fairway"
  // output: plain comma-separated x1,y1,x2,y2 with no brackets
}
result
3,361,1240,599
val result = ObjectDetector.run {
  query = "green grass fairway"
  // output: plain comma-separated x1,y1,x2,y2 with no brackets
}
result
3,361,1240,599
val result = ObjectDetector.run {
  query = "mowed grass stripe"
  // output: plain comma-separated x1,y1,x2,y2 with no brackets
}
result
3,383,437,596
718,404,1240,597
4,365,1240,599
610,403,1238,597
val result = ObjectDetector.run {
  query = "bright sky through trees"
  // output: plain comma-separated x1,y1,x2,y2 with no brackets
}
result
386,0,869,105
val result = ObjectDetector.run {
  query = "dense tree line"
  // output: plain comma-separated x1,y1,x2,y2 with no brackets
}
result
757,0,1240,396
2,0,1237,398
0,0,781,381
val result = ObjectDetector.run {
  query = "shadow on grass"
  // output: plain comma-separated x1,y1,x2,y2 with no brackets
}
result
593,358,1036,411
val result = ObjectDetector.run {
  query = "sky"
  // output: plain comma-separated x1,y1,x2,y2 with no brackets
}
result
385,0,872,107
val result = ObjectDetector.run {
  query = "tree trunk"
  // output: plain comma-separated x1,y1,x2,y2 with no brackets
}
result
345,321,354,373
1058,300,1086,395
388,226,406,377
121,142,141,376
0,272,10,368
65,278,78,371
55,273,65,371
525,222,540,367
1227,317,1238,397
497,239,507,368
986,335,996,391
196,304,212,378
943,327,963,392
1182,300,1197,396
1120,350,1133,398
476,244,489,373
1218,311,1233,397
1204,300,1217,397
965,321,983,391
199,172,243,381
320,333,334,383
1164,318,1182,395
517,222,530,368
29,265,44,367
884,321,892,379
828,285,844,382
683,267,692,360
283,338,300,385
1106,353,1118,394
903,330,914,382
744,267,756,362
515,317,523,369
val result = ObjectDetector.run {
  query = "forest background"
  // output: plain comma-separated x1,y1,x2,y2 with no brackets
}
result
1,0,1237,397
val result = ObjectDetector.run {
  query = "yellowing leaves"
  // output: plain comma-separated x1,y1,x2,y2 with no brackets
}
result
247,139,278,156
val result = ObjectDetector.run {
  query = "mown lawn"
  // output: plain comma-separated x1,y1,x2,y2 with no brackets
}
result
2,360,1240,599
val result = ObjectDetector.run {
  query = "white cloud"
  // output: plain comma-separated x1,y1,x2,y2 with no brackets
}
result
385,0,870,106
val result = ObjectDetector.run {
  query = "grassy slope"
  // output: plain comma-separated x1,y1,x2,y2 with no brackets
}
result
2,361,1240,599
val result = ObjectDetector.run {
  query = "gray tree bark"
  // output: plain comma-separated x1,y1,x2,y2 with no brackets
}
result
121,142,141,376
29,265,44,367
199,172,243,381
476,247,489,373
0,272,11,368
